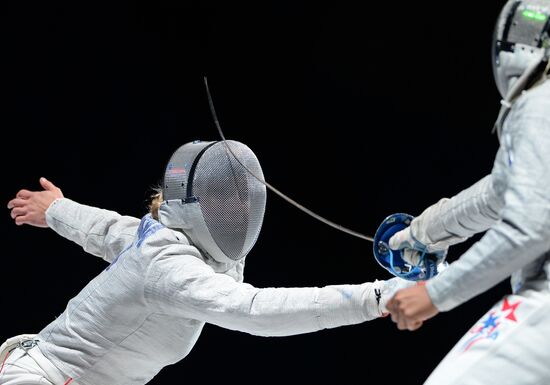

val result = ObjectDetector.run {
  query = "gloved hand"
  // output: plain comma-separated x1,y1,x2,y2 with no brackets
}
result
388,226,447,266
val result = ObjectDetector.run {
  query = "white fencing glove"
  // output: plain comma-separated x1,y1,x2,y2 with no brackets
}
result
389,226,448,266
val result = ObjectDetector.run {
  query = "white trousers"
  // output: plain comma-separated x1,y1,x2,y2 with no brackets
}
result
0,342,73,385
424,290,550,385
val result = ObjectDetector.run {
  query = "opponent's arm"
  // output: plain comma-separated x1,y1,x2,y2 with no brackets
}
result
390,174,503,256
389,90,550,321
427,105,550,311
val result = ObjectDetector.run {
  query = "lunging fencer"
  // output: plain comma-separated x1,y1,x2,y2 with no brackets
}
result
385,1,550,384
3,140,410,385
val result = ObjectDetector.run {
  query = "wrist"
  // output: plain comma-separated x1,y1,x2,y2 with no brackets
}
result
45,197,67,228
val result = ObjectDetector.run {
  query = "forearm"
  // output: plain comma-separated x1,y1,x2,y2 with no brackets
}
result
411,175,503,249
147,254,385,336
206,283,379,337
427,204,550,311
46,198,140,263
427,100,550,310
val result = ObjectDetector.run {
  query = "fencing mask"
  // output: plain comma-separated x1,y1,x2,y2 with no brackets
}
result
492,0,550,99
158,140,267,264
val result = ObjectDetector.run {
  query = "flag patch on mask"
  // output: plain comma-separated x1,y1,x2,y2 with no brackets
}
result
167,163,186,175
460,298,521,353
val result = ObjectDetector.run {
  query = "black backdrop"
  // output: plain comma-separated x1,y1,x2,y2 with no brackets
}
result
4,1,509,384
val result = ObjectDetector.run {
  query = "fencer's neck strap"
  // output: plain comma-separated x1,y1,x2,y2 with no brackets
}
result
493,102,512,142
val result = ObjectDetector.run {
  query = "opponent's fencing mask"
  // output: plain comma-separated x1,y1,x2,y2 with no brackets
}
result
158,140,267,264
493,0,550,99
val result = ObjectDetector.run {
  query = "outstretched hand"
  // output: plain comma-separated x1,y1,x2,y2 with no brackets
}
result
385,283,439,331
7,177,64,227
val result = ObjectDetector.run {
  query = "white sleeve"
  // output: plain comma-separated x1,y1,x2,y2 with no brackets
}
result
45,198,140,263
410,174,504,251
427,91,550,311
144,252,387,337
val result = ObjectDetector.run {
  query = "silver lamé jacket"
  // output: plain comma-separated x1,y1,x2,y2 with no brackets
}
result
37,199,389,385
411,79,550,311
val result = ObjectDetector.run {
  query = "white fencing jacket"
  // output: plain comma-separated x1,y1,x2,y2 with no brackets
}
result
410,80,550,311
38,199,393,385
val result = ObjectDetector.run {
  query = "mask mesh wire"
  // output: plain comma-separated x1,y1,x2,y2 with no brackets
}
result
193,141,266,261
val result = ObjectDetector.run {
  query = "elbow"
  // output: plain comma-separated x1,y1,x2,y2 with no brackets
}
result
500,210,550,252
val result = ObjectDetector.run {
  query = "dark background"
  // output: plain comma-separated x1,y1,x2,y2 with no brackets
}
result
3,1,508,384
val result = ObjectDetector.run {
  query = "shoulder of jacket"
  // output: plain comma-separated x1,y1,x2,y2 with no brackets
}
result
513,80,550,117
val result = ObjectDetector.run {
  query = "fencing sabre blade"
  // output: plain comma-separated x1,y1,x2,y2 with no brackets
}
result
203,77,448,281
203,76,374,243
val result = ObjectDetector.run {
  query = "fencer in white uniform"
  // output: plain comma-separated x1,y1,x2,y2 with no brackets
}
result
2,141,409,385
387,1,550,384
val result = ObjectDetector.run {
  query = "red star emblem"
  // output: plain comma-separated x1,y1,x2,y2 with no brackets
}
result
501,298,521,322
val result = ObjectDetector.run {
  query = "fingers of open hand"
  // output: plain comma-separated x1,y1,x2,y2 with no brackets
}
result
7,198,28,210
8,193,45,227
10,205,36,226
16,189,33,199
15,215,31,226
39,177,63,196
8,197,31,221
10,207,28,219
